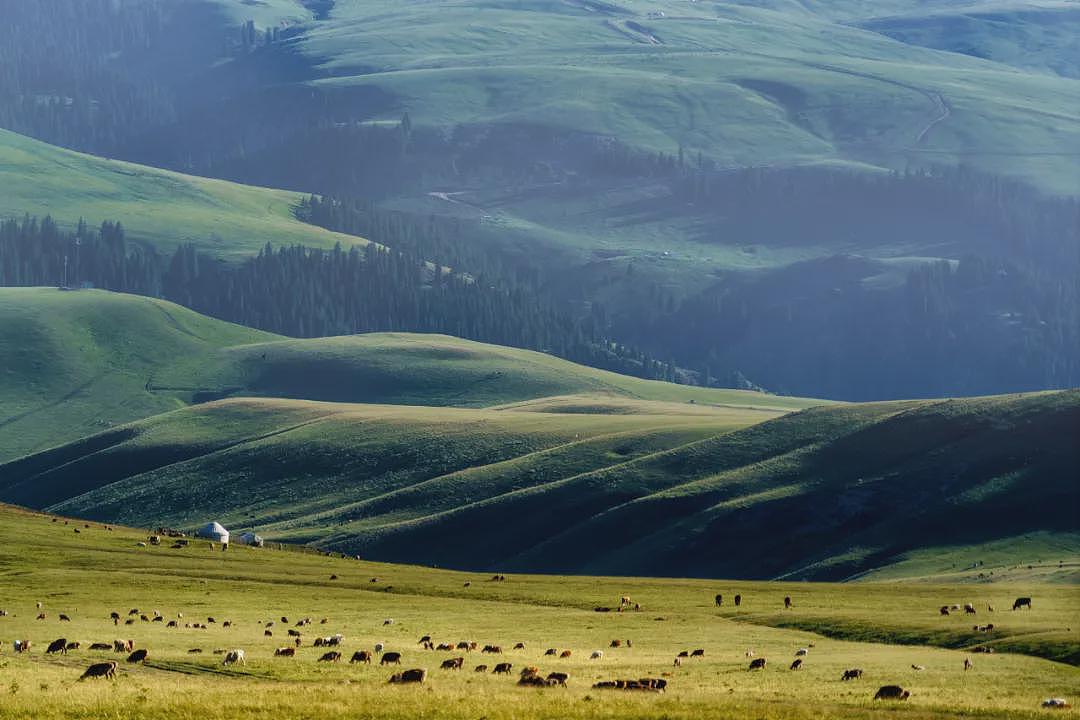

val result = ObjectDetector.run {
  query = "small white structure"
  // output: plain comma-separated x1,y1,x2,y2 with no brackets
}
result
195,521,229,544
236,531,264,547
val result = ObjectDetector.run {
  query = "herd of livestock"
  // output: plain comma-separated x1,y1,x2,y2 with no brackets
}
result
0,589,1048,705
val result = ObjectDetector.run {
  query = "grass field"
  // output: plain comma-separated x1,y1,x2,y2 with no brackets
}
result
0,288,815,462
0,504,1076,720
0,128,368,258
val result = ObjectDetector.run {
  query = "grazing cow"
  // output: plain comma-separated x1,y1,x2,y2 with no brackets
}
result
46,638,68,655
964,657,974,671
964,603,976,615
264,630,273,637
610,639,622,648
153,616,164,623
795,648,809,657
350,650,372,664
1013,597,1032,611
734,594,742,607
842,669,864,681
13,640,31,653
456,641,470,651
544,648,557,656
493,662,513,674
109,612,120,621
66,642,80,651
223,649,246,666
36,613,47,620
520,666,540,678
288,629,301,637
89,643,111,651
474,664,488,673
677,650,689,658
559,650,572,658
940,606,950,616
518,674,549,687
874,685,911,701
79,661,117,680
383,619,394,626
440,657,464,670
715,594,722,607
590,651,603,660
275,647,296,657
436,643,454,651
513,642,525,650
482,645,503,654
790,659,803,670
784,596,792,609
126,649,148,663
281,617,289,624
114,640,134,653
374,642,385,654
388,668,427,684
546,672,569,686
1042,698,1071,709
691,649,705,658
59,613,71,622
673,657,682,667
911,664,925,671
748,658,766,670
381,652,403,666
319,651,342,662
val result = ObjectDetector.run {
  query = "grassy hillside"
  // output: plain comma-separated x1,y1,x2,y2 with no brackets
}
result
3,384,1075,582
297,0,1080,194
0,503,1076,720
0,128,369,257
0,288,811,462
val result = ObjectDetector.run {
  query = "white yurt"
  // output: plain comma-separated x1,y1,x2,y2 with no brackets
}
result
195,521,229,544
237,531,264,548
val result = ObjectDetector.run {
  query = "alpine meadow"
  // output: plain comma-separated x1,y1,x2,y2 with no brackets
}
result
0,2,1076,719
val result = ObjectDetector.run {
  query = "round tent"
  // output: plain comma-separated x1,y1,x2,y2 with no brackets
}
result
236,531,264,548
195,521,229,544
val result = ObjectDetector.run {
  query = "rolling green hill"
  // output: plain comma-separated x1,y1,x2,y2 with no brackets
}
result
295,0,1080,194
0,127,369,258
0,287,812,462
2,378,1075,581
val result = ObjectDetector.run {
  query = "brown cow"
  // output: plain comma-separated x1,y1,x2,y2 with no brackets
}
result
275,647,296,657
79,661,117,680
546,672,569,686
440,657,464,670
610,640,623,648
126,648,148,663
874,685,911,701
381,651,403,665
351,650,372,664
520,666,540,678
493,662,513,674
748,657,766,670
389,668,427,684
559,650,572,658
319,651,342,662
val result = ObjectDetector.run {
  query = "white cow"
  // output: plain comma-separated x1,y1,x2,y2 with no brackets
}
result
223,649,246,666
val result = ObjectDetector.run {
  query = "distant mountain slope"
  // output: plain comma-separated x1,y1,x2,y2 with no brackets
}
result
295,0,1080,193
0,288,813,462
0,128,368,258
3,387,1075,581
